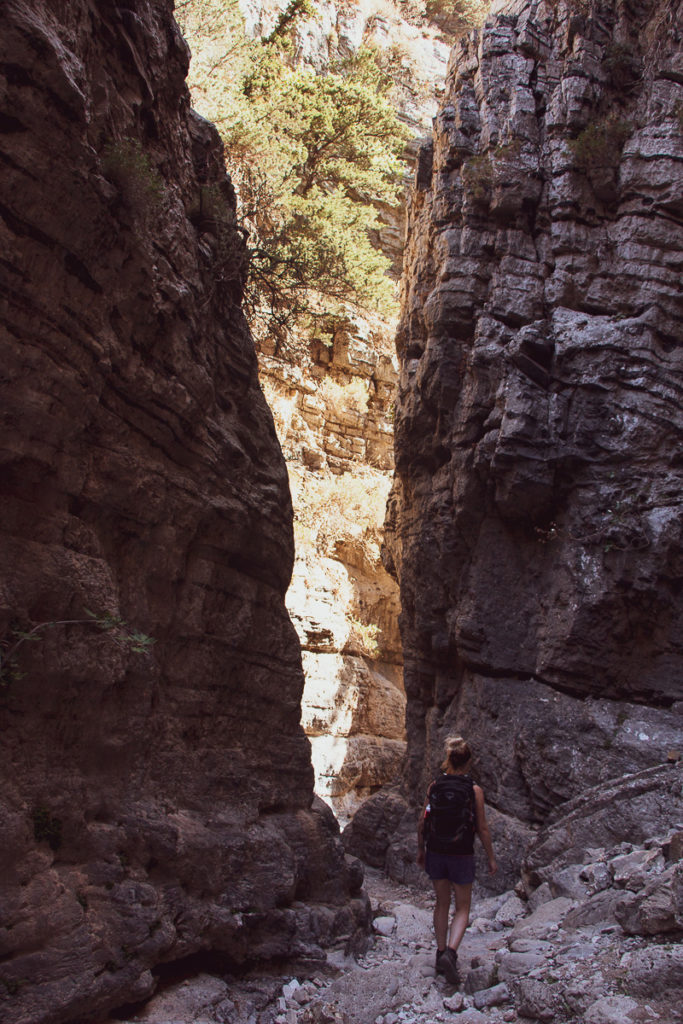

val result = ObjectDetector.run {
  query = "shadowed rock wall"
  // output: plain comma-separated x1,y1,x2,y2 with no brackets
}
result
0,2,364,1022
374,0,682,881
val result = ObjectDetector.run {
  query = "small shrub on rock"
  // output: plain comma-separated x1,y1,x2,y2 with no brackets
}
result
569,117,632,171
102,137,164,212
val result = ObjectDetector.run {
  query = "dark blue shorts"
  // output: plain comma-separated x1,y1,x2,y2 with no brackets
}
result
425,851,475,884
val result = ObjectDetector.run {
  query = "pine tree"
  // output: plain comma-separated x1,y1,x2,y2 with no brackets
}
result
176,0,409,345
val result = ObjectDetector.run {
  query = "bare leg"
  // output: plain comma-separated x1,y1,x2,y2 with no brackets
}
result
432,878,452,951
447,882,472,952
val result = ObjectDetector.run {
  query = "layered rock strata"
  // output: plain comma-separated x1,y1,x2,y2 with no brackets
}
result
0,3,365,1022
260,321,406,821
109,779,683,1024
353,0,683,882
193,0,461,822
229,0,458,822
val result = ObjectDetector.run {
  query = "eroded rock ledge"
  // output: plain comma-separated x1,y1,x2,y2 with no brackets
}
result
348,0,682,883
0,3,365,1022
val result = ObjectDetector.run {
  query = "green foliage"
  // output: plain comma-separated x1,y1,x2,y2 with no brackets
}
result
461,154,493,202
101,137,164,212
604,43,641,91
176,1,409,343
32,806,63,851
264,0,317,44
569,117,632,172
348,616,381,657
423,0,489,35
127,630,156,654
0,611,155,687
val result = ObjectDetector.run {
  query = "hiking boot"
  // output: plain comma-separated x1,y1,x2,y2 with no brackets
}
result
435,949,447,975
441,947,460,985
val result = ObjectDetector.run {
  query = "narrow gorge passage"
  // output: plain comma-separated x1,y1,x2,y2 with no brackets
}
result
176,0,462,825
1,0,681,1023
107,820,683,1024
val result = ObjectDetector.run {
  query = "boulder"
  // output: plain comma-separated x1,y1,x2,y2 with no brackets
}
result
472,982,510,1009
342,789,412,868
584,995,657,1024
619,944,683,997
523,764,683,892
510,897,575,942
615,862,683,935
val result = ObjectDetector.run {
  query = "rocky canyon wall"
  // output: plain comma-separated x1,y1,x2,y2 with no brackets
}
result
219,0,455,820
349,0,683,885
260,321,406,821
0,3,366,1022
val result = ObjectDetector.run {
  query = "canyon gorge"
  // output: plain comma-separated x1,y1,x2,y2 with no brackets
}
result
0,0,681,1023
346,0,683,890
177,0,456,822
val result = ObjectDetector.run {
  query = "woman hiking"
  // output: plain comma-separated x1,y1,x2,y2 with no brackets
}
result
416,735,497,985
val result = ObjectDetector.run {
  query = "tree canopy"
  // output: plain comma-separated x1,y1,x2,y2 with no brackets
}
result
176,0,410,344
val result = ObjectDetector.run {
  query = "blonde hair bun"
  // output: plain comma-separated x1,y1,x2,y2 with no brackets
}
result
441,735,472,772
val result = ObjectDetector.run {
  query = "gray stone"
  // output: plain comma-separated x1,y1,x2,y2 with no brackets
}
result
524,765,683,893
496,951,547,982
455,1011,488,1024
510,897,575,941
610,848,666,890
584,994,654,1024
443,992,465,1011
563,890,623,928
464,964,498,994
554,940,602,966
472,982,510,1009
615,862,683,935
514,978,558,1022
527,883,554,912
494,895,527,927
508,938,552,955
619,943,683,996
580,862,612,893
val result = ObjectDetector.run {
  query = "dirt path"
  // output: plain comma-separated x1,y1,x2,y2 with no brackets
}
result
105,867,506,1024
106,864,682,1024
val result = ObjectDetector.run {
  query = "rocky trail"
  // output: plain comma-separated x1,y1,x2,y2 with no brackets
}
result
106,830,683,1024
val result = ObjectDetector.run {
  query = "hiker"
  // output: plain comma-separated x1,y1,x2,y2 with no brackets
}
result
416,734,497,985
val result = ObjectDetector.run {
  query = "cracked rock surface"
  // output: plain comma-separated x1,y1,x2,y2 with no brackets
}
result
107,828,683,1024
382,0,683,867
0,2,364,1022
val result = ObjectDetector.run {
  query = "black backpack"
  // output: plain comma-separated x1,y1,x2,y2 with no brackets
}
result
425,775,476,855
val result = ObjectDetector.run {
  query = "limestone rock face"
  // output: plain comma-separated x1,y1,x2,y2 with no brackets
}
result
267,326,407,821
219,0,456,822
0,2,363,1021
383,0,683,842
523,763,683,895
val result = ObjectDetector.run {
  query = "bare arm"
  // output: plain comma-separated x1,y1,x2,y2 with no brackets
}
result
474,784,497,875
416,785,432,866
